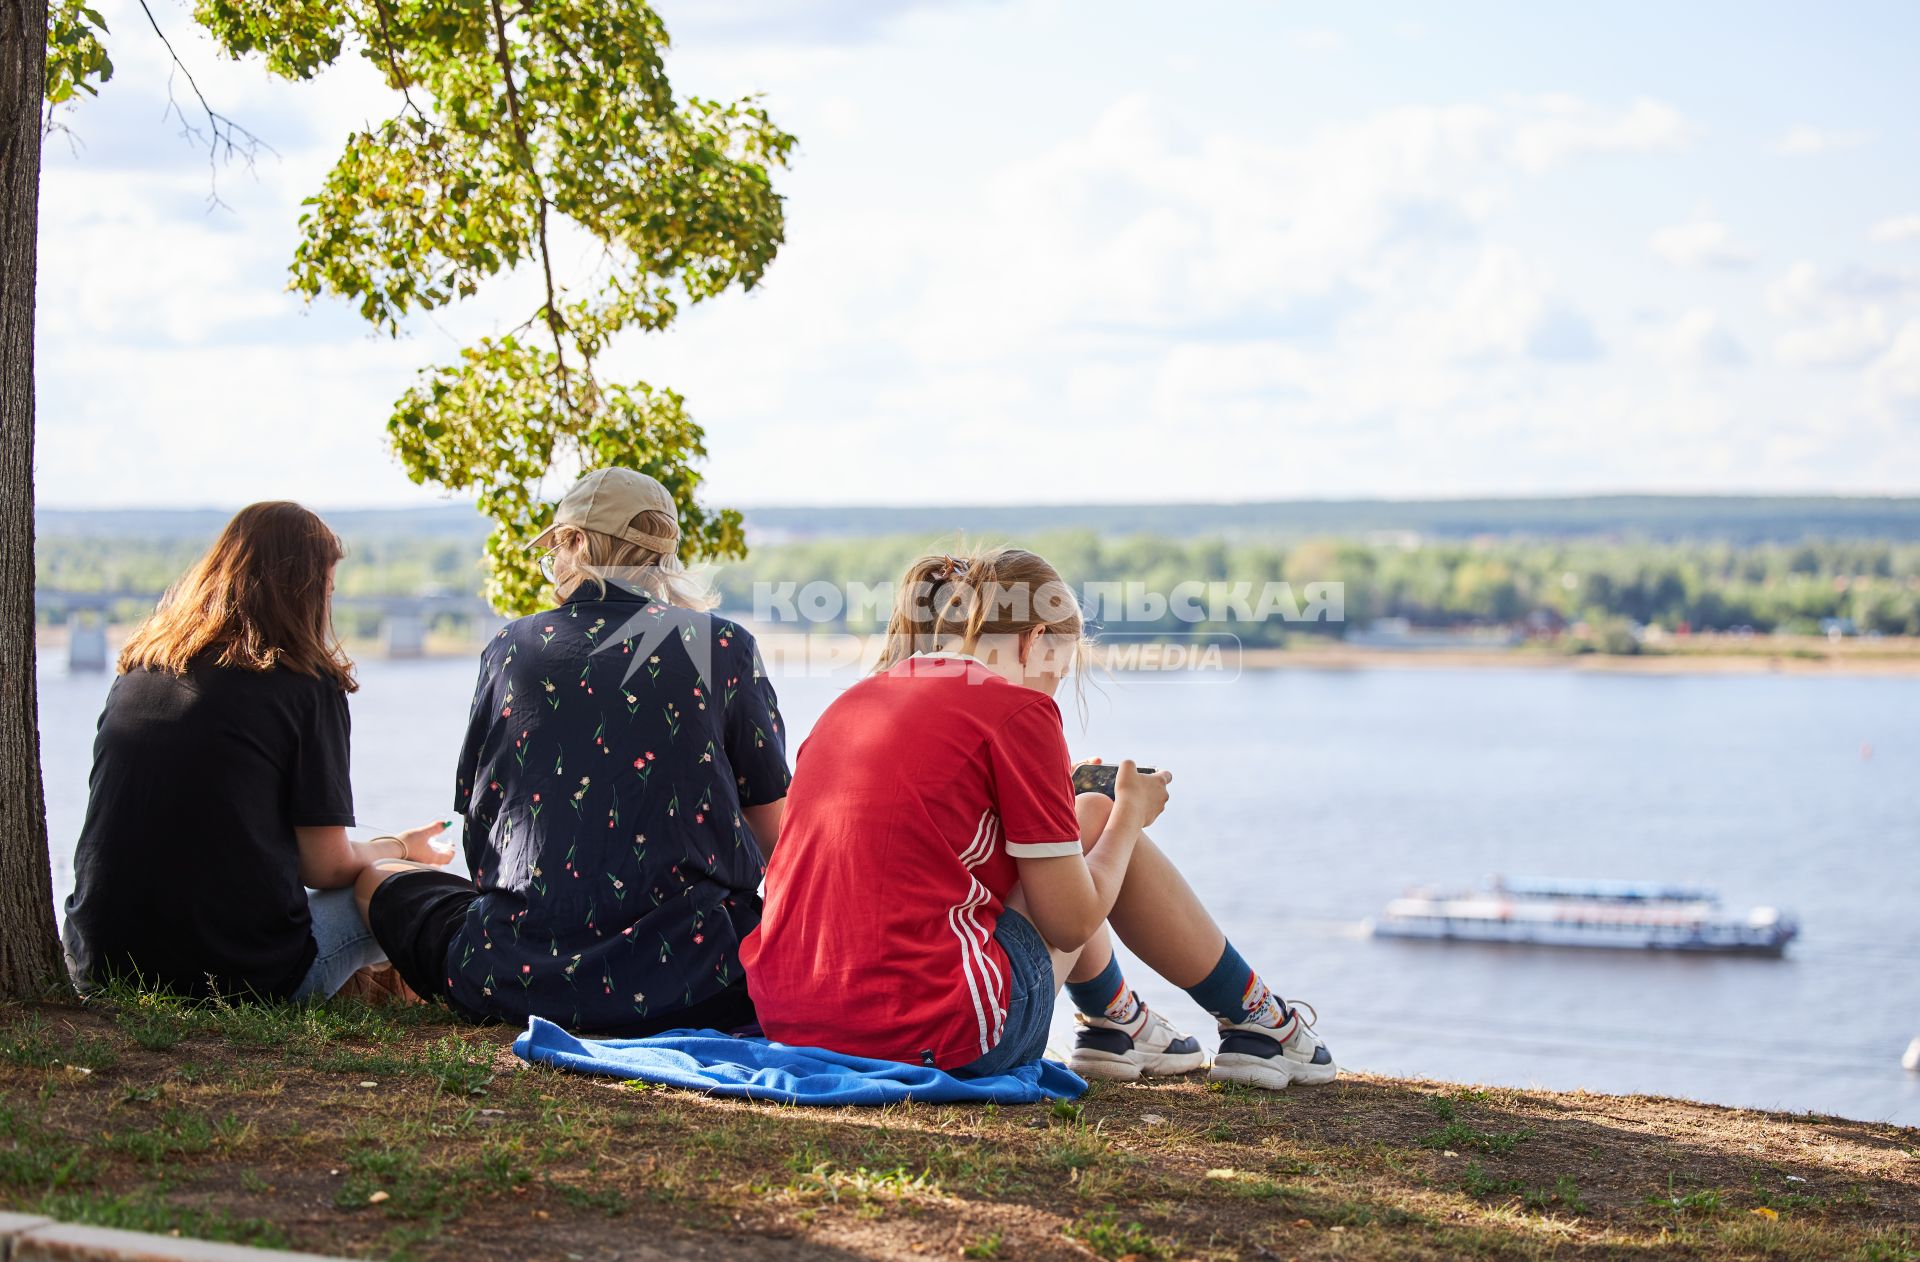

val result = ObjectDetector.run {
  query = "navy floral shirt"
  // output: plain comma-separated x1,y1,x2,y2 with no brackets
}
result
447,581,789,1032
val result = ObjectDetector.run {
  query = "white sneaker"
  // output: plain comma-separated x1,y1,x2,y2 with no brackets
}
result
1208,1001,1338,1089
1068,1006,1210,1081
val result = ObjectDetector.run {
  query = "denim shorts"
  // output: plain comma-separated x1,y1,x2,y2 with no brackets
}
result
953,908,1056,1076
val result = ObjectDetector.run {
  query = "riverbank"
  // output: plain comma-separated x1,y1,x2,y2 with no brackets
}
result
1233,634,1920,676
3,996,1915,1261
39,628,1920,680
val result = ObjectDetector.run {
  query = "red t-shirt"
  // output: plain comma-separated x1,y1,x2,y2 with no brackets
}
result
740,654,1083,1068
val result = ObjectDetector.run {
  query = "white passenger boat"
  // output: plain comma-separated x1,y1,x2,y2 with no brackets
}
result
1370,877,1798,956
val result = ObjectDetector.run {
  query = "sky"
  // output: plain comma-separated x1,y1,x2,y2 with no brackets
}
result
32,0,1920,509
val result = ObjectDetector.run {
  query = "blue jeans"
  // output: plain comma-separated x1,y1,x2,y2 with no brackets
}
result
953,908,1057,1077
289,888,388,1002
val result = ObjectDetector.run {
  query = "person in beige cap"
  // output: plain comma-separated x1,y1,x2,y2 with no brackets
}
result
528,467,709,608
352,469,792,1036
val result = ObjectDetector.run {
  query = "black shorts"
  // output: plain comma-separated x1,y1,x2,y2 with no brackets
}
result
364,868,480,1009
365,869,759,1037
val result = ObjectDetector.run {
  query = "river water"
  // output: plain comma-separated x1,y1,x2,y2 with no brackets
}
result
35,655,1920,1125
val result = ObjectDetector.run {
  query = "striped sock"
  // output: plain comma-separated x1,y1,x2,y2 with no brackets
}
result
1185,940,1290,1029
1065,949,1143,1025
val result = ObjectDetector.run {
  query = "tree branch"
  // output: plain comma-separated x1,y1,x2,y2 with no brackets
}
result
368,0,428,123
485,0,575,413
134,0,274,209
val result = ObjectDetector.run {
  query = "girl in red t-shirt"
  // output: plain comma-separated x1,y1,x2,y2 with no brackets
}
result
741,547,1336,1088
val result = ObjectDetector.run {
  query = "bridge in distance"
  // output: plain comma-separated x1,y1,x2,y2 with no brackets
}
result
36,589,501,672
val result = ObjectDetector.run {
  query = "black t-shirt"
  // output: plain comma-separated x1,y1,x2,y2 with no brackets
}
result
62,656,355,1000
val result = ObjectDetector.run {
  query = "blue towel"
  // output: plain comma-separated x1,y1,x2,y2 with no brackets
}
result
513,1017,1087,1105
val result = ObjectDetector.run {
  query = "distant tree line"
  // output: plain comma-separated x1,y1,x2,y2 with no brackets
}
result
37,530,1920,646
735,495,1920,546
34,536,482,602
709,532,1920,646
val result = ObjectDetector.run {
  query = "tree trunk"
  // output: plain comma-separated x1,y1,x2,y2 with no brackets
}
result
0,0,64,998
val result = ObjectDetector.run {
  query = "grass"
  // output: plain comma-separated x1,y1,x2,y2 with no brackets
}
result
335,1139,534,1223
101,1108,237,1164
0,1106,97,1189
1859,1232,1920,1262
1040,1117,1111,1173
36,1190,290,1248
1417,1118,1535,1155
313,1033,497,1096
782,1162,940,1207
1648,1174,1727,1216
1066,1212,1172,1259
1459,1160,1524,1200
0,990,1915,1261
0,1014,119,1071
1521,1174,1590,1216
114,1002,191,1053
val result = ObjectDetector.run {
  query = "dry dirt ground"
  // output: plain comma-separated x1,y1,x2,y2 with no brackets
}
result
2,996,1916,1261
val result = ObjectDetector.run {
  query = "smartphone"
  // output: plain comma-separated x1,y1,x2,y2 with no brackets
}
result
1070,763,1155,798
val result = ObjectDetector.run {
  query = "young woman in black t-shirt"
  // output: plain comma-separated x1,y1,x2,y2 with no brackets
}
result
62,502,454,1001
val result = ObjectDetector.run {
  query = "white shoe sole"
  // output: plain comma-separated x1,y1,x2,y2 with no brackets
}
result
1069,1046,1211,1081
1208,1053,1339,1090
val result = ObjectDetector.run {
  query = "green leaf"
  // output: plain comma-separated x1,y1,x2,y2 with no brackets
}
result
190,0,790,608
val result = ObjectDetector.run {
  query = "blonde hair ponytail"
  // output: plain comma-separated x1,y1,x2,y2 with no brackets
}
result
876,546,1085,673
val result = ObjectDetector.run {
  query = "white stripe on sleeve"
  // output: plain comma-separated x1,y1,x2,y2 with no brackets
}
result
1005,839,1086,858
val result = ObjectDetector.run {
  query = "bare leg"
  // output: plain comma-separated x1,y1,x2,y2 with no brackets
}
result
1008,793,1231,993
1050,797,1327,1087
1102,832,1227,989
1060,790,1226,989
1003,792,1117,993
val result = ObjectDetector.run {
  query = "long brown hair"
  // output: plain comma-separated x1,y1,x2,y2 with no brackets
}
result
118,502,357,692
875,546,1085,673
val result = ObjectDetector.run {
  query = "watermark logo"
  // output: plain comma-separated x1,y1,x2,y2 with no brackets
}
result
1092,631,1245,682
749,579,1343,628
567,565,1341,681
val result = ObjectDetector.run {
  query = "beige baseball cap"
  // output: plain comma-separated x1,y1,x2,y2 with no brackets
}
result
528,468,680,553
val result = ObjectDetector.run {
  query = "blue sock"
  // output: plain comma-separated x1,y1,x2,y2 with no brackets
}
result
1185,941,1289,1028
1065,949,1141,1024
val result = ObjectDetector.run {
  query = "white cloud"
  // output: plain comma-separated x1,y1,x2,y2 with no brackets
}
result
1286,28,1347,52
1766,261,1917,376
1752,254,1920,426
1651,309,1746,368
631,90,1728,503
656,0,1005,45
1866,321,1920,421
1778,125,1869,155
1431,248,1601,362
1148,342,1312,412
1767,261,1920,318
882,92,1684,369
1775,308,1890,368
38,339,432,507
1871,213,1920,244
1650,217,1753,270
1507,96,1691,172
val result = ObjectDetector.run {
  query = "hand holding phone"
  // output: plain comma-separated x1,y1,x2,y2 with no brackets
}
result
1071,761,1154,798
1111,759,1171,829
1072,759,1171,829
